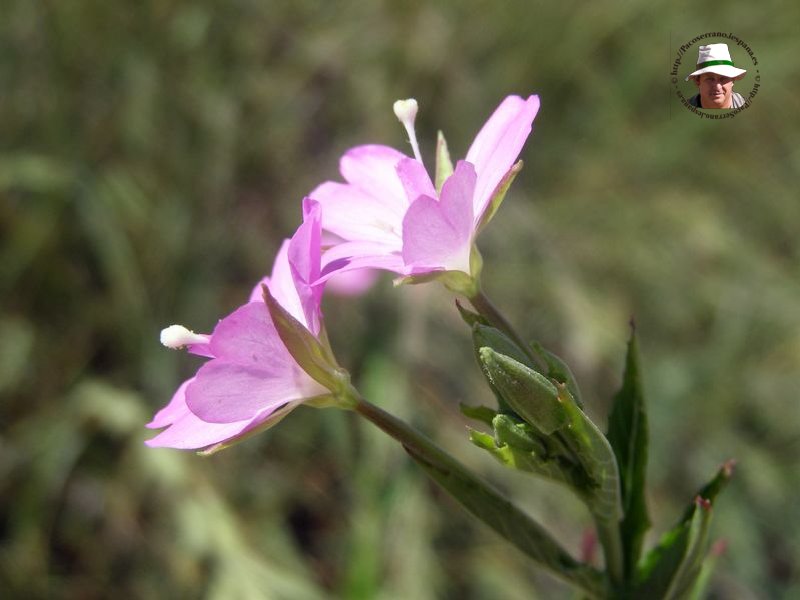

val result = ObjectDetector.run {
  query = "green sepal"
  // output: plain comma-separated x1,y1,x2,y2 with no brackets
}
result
606,328,650,580
530,341,584,408
476,160,523,234
262,284,340,391
455,299,489,328
634,461,734,599
478,347,567,435
468,244,483,283
459,403,496,427
435,130,454,193
393,265,479,298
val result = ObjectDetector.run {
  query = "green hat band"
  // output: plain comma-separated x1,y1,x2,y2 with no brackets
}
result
697,59,735,68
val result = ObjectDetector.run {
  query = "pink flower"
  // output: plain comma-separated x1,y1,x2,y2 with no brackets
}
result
146,201,332,452
311,95,540,289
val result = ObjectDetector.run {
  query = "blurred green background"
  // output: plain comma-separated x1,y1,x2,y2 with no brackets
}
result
2,1,798,598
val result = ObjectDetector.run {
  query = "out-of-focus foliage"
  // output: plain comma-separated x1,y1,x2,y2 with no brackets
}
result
1,0,798,598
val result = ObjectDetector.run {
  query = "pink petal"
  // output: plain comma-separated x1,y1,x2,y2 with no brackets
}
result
288,199,323,335
396,157,436,203
208,303,294,367
465,95,540,219
146,378,194,429
290,199,323,287
185,361,312,423
319,240,406,281
181,302,326,424
401,161,476,274
339,145,409,210
309,181,405,244
439,161,476,242
249,276,270,303
259,240,306,328
145,380,256,450
325,268,379,296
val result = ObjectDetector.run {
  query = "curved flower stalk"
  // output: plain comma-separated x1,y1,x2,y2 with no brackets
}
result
311,95,540,296
146,200,341,454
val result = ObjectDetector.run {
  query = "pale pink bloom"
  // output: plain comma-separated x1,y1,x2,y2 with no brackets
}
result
311,95,540,281
325,268,380,296
146,201,330,452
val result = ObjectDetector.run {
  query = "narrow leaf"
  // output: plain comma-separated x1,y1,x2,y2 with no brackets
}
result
455,299,489,328
459,403,496,427
635,461,734,598
606,329,650,580
355,397,605,597
633,498,712,600
557,385,624,549
404,444,606,597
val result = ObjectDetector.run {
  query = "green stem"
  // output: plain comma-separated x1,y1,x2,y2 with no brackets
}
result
353,395,606,598
595,516,625,588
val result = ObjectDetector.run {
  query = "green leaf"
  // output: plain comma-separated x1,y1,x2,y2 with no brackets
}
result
435,130,454,193
633,498,712,600
556,385,624,544
404,443,606,598
355,398,605,597
530,341,584,408
459,403,497,427
635,461,734,599
678,459,735,522
687,540,727,600
473,324,531,367
454,299,489,328
261,284,340,391
605,329,650,580
476,160,523,234
478,347,568,435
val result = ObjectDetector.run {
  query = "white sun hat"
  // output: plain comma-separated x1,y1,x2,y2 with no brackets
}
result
685,43,747,81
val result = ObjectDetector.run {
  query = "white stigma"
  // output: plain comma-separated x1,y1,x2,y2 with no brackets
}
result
393,98,424,165
160,325,208,349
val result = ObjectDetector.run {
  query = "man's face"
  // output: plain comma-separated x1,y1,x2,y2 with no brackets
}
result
694,73,734,108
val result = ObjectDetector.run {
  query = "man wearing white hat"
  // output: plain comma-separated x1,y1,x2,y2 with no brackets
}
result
685,43,747,109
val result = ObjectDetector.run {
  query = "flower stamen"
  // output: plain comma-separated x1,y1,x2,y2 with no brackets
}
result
160,325,209,349
393,98,424,165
